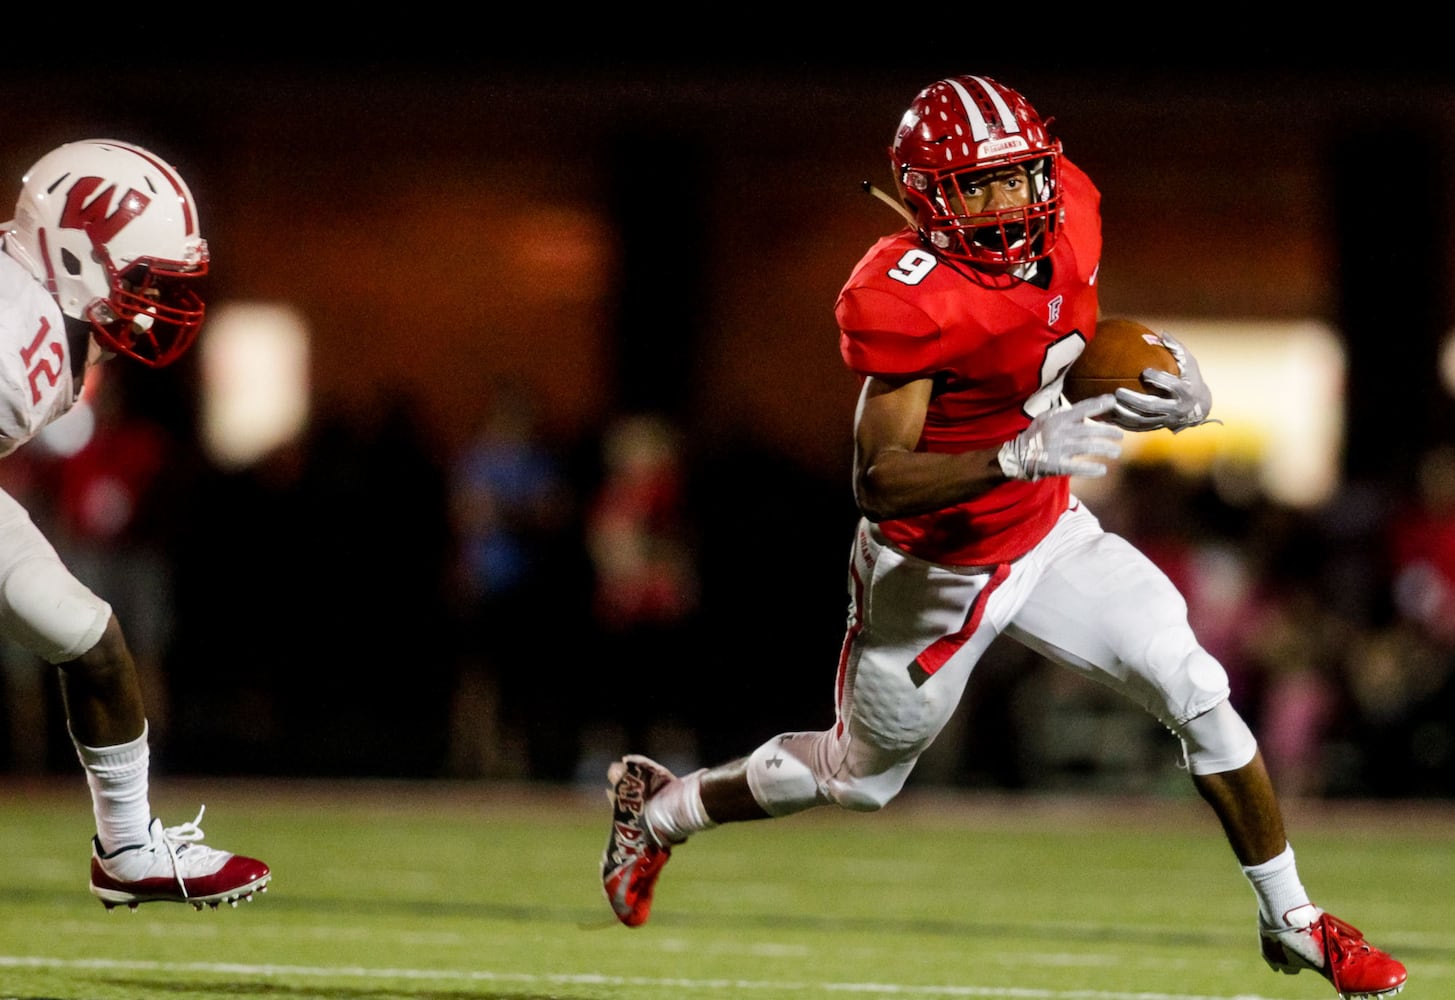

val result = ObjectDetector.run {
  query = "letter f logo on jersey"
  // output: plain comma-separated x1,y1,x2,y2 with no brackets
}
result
58,176,149,243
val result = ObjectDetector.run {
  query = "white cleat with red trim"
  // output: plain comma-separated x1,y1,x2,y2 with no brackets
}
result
89,806,271,911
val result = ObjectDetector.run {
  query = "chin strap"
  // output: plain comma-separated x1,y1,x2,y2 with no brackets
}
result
862,181,917,228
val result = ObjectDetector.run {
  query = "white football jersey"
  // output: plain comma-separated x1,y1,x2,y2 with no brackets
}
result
0,243,81,458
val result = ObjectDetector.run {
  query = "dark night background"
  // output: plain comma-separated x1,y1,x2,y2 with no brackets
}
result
1,30,1453,796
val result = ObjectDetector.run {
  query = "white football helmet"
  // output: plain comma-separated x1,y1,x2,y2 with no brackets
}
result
4,138,208,367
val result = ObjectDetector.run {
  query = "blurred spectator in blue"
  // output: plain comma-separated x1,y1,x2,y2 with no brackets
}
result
447,379,585,780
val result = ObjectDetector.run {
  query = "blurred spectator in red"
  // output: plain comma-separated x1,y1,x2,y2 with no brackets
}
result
587,414,697,627
1346,444,1455,794
580,413,700,777
1387,444,1455,646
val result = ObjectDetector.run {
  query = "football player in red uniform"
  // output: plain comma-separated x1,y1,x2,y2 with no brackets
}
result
0,139,270,909
602,76,1405,998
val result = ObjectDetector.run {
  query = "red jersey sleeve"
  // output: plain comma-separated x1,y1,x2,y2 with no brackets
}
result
836,283,942,381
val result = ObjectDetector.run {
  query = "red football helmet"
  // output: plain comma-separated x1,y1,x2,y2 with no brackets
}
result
5,139,208,368
889,76,1063,267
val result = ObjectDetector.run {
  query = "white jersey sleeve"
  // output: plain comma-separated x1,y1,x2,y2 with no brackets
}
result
0,249,80,457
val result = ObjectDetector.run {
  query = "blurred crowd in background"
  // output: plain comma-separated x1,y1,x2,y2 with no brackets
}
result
0,363,1451,802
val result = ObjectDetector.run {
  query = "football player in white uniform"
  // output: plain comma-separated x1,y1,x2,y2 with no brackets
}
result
0,139,270,909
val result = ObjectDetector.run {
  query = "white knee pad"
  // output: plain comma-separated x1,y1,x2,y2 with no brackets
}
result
746,731,912,815
746,733,830,816
0,556,111,664
1176,699,1258,775
1141,626,1232,725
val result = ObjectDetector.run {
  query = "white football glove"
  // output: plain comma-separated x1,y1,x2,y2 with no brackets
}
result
997,394,1124,481
1111,331,1215,433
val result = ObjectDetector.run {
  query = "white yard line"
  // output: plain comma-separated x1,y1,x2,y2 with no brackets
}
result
0,954,1300,999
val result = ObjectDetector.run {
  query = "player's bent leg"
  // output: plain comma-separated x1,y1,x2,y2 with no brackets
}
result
62,616,149,748
1179,703,1286,865
89,806,271,911
1179,708,1407,998
747,728,915,815
602,726,924,928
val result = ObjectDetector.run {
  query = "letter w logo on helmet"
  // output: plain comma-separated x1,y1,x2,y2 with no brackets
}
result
58,176,150,243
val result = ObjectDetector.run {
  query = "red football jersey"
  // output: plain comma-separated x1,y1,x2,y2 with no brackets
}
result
835,158,1103,566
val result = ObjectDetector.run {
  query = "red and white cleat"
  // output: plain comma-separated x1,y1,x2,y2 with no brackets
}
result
1260,905,1407,999
601,755,677,927
89,806,271,911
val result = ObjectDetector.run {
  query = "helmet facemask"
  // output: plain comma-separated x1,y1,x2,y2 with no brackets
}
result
889,76,1064,270
82,235,208,368
904,152,1061,267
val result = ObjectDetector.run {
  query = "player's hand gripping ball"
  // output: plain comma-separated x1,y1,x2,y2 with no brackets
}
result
1062,319,1179,406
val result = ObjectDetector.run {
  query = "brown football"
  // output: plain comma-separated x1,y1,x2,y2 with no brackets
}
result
1062,319,1179,403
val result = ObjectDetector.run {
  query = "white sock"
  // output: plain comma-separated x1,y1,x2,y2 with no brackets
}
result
72,723,152,854
1241,842,1315,926
644,769,718,845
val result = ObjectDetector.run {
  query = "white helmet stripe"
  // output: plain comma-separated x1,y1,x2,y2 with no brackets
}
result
947,77,1021,142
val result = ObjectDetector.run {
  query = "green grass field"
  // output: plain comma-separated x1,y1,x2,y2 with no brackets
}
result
0,776,1447,999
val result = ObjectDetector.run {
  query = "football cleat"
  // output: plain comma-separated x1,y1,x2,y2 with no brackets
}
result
1260,905,1407,999
89,806,271,911
602,755,678,927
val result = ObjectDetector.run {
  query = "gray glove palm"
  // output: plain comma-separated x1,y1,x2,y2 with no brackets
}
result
997,395,1123,481
1111,331,1214,433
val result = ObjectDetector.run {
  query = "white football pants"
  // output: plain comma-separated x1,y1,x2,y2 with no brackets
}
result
747,499,1244,815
